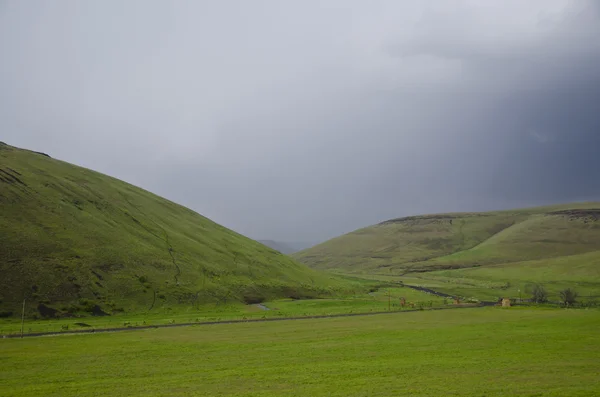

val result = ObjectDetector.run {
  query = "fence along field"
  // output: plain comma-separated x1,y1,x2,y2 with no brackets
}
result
1,307,599,397
0,286,454,336
3,275,596,337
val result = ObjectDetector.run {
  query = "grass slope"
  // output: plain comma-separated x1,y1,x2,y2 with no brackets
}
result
0,142,353,317
1,308,599,396
294,203,600,273
417,250,600,301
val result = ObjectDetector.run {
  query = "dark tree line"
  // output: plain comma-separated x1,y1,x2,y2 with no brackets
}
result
531,284,579,306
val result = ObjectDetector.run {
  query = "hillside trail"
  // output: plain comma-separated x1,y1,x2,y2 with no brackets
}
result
119,192,181,284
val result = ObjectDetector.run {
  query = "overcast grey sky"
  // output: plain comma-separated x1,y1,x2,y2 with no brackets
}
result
1,1,599,242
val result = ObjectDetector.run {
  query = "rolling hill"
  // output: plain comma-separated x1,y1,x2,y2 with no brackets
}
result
293,203,600,274
0,142,353,318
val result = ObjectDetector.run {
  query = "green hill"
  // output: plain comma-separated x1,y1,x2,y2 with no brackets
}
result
293,203,600,274
0,142,352,318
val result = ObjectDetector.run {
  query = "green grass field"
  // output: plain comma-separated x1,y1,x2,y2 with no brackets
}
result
2,307,599,396
2,144,600,396
0,142,358,317
416,251,600,302
347,251,600,303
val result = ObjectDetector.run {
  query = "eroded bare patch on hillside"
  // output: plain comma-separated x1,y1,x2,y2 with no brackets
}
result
549,209,600,222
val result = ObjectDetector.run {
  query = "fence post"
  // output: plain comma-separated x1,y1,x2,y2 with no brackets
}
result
20,299,26,338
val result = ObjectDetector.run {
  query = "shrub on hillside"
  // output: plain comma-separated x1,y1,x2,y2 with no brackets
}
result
559,288,578,307
531,284,548,304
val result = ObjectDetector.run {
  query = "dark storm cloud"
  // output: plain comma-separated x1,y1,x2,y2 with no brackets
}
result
1,1,599,242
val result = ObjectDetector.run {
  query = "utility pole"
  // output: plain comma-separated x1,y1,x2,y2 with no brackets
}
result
20,299,26,338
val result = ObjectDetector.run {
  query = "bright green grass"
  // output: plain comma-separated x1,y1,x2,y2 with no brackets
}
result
342,252,600,303
418,217,600,269
1,308,599,396
0,142,357,316
413,251,600,301
295,202,600,305
0,287,446,335
294,203,600,274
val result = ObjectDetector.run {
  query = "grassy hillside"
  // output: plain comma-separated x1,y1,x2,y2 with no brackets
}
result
0,142,353,318
293,203,600,275
415,250,600,301
356,251,600,303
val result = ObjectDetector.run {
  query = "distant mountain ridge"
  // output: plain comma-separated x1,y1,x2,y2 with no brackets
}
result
258,240,317,255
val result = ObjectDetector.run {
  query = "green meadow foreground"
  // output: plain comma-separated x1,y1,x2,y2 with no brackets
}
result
2,308,599,397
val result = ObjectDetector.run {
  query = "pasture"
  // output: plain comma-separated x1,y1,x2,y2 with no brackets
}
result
2,307,599,396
